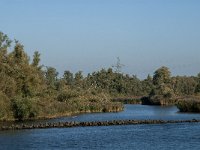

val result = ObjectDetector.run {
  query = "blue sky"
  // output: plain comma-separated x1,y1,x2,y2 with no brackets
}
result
0,0,200,78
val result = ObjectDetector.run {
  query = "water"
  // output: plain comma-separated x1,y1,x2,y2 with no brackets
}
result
1,105,200,150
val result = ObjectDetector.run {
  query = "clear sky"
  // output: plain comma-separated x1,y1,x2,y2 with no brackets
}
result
0,0,200,78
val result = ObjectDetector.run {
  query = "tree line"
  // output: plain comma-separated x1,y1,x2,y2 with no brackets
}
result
0,32,200,120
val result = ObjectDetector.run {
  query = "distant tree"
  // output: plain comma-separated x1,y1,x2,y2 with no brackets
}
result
45,67,58,89
10,41,29,64
75,71,83,81
150,66,174,98
0,32,12,50
63,70,74,85
74,71,83,88
195,73,200,94
153,66,171,85
172,76,197,96
32,51,41,68
0,32,11,65
142,74,153,96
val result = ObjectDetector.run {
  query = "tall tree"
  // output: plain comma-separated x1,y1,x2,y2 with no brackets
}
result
74,71,83,88
63,70,74,85
0,32,12,50
45,67,58,89
32,51,41,68
153,66,171,85
11,41,29,64
151,66,174,98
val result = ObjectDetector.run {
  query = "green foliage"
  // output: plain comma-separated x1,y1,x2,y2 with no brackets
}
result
11,42,29,64
153,66,171,85
12,97,39,120
74,71,83,88
57,89,79,102
195,73,200,93
1,31,200,120
149,66,174,102
176,98,200,112
32,51,41,68
63,70,74,85
85,68,144,96
172,76,197,95
0,92,12,120
142,74,153,96
45,67,58,90
0,32,12,49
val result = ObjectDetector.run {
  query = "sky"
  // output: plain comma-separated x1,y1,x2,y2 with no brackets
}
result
0,0,200,79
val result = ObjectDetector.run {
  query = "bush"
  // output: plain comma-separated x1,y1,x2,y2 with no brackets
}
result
12,97,39,120
176,99,200,112
0,92,12,120
57,90,79,102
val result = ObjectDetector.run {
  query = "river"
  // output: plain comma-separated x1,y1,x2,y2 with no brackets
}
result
0,105,200,150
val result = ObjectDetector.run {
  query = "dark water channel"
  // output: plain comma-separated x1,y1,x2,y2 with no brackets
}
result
1,105,200,150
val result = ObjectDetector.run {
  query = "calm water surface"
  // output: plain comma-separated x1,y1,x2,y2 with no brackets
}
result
0,105,200,150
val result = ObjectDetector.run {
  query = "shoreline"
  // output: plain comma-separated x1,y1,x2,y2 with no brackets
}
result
0,107,124,124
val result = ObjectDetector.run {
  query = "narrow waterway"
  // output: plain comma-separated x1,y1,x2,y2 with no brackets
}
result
1,105,200,150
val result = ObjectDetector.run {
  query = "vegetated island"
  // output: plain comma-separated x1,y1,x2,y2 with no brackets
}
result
0,32,200,122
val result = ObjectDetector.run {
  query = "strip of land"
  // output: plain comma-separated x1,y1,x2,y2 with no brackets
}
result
1,119,199,131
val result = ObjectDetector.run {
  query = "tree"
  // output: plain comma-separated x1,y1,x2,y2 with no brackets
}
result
0,32,12,50
45,67,58,89
63,70,74,85
0,32,11,65
153,66,171,85
142,74,153,96
11,41,29,64
150,66,174,98
74,71,83,88
195,73,200,94
32,51,41,68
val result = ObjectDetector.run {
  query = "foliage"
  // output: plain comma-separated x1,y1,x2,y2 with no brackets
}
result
12,97,39,120
1,31,200,120
176,98,200,112
0,92,12,120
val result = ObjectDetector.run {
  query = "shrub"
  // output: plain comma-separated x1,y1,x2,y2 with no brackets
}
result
176,98,200,112
57,90,79,102
12,97,39,120
0,92,12,120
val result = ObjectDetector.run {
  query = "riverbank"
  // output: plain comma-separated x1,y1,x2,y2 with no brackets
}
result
0,101,124,122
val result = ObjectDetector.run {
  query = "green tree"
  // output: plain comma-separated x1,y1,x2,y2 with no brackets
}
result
12,97,38,120
32,51,41,68
45,67,58,89
63,70,74,85
142,74,153,96
153,66,171,85
74,71,83,88
10,41,29,65
0,32,12,50
151,66,174,98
